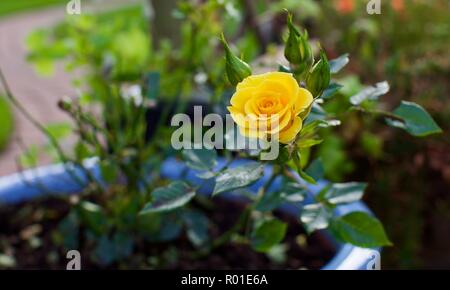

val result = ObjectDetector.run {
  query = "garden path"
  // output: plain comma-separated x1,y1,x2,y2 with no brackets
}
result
0,7,74,175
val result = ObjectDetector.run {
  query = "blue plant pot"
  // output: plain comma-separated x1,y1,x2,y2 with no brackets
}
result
0,158,379,270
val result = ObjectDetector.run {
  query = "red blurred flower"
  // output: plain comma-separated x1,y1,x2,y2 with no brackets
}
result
335,0,355,14
392,0,405,11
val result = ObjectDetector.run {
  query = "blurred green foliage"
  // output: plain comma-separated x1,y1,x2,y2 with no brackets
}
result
0,96,13,151
311,0,449,269
27,5,150,81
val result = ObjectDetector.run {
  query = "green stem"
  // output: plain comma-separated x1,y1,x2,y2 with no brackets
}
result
0,67,87,186
353,106,404,122
212,206,251,248
261,165,280,193
192,206,251,259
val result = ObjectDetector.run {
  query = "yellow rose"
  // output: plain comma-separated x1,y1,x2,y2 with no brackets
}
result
227,72,313,144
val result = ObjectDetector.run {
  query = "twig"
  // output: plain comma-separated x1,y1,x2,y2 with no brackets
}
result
0,66,86,186
240,0,267,53
352,106,404,122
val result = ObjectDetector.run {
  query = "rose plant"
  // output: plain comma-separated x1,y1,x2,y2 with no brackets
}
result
0,3,442,269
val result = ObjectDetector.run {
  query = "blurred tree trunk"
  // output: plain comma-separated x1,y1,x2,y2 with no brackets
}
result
148,0,182,48
240,0,267,53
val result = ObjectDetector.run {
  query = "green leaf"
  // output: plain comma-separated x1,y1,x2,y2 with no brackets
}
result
213,163,264,195
255,190,285,212
137,212,162,237
300,119,340,137
145,71,160,100
183,210,209,247
292,151,316,184
26,30,46,50
19,145,39,168
280,182,307,203
329,211,392,247
78,201,107,235
300,203,331,233
298,169,316,185
305,158,324,180
386,101,442,137
325,182,367,205
360,131,383,158
251,219,287,252
139,213,183,242
57,211,79,250
0,96,13,151
256,182,306,212
296,138,323,149
32,58,55,76
112,232,134,260
93,232,133,266
45,122,72,140
140,181,195,214
310,102,327,116
75,142,91,160
196,171,217,179
339,75,364,97
299,147,310,169
99,160,119,183
321,82,343,99
278,64,291,73
350,81,389,105
182,148,217,171
329,53,349,74
93,235,116,266
156,217,184,242
266,244,287,265
300,120,327,137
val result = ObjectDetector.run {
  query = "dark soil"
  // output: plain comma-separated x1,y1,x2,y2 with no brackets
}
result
0,197,336,270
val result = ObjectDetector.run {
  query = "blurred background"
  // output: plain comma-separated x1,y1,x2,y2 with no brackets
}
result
0,0,448,269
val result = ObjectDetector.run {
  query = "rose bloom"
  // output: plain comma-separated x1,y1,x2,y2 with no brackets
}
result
228,72,313,144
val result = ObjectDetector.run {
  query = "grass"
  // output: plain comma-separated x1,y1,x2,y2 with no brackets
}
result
0,0,67,18
0,96,13,151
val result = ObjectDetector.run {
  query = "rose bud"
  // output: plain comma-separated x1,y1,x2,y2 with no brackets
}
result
221,33,251,86
284,13,314,78
306,49,331,98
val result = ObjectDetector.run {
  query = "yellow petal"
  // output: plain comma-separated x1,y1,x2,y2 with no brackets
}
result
278,116,303,144
230,87,253,111
239,126,267,139
258,98,283,115
264,72,299,95
256,110,292,134
238,72,299,95
253,107,291,122
267,109,292,133
237,74,267,90
228,106,248,128
244,97,260,117
293,88,313,115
